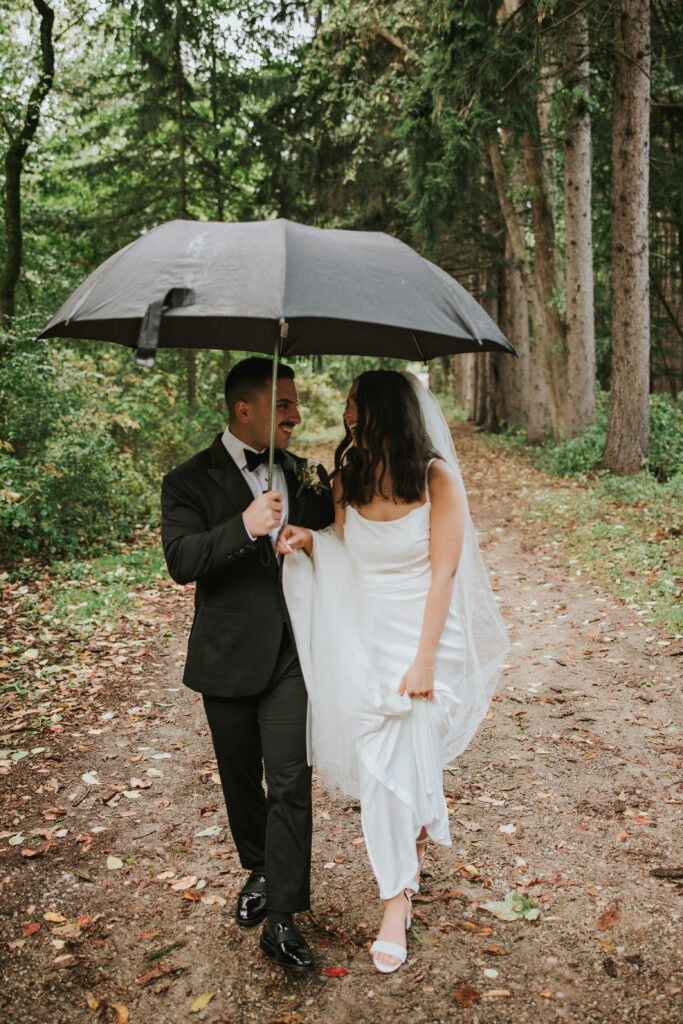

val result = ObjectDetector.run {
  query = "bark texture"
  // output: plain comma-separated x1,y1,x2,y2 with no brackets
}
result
522,129,566,438
489,136,551,442
0,1,55,333
562,9,596,436
498,236,531,430
603,0,651,474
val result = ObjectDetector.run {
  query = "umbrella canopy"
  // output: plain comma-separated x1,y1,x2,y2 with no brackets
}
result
38,218,514,360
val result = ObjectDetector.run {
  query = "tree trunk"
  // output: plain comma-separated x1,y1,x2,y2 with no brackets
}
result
473,356,487,426
209,31,224,222
488,136,552,441
481,287,501,431
522,129,567,437
527,344,547,445
461,352,477,419
603,0,651,474
498,235,530,429
562,9,596,436
0,0,55,336
173,13,196,407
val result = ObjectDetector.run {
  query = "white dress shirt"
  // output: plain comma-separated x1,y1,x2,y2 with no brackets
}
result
221,426,289,546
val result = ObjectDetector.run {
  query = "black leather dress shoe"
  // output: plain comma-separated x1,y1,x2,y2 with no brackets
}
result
259,920,314,973
235,872,267,927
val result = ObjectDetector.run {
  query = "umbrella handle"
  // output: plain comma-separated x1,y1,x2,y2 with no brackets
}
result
267,320,288,490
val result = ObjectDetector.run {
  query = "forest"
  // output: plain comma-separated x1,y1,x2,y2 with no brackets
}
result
1,0,681,564
1,8,682,1020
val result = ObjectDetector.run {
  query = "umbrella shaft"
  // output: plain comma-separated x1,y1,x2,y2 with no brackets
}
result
267,323,287,490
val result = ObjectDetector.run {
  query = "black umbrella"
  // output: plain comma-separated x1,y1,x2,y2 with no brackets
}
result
39,218,515,486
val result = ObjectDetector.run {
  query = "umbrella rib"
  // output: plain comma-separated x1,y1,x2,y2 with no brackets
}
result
410,330,427,363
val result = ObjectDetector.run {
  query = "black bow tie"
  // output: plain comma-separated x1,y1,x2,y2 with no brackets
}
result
244,448,286,472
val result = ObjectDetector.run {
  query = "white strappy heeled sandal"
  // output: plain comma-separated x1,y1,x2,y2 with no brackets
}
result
370,891,412,974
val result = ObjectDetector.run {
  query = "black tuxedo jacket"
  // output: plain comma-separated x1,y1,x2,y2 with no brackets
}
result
161,434,334,697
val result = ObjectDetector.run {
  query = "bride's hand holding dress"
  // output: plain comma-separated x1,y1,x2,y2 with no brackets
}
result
276,524,313,555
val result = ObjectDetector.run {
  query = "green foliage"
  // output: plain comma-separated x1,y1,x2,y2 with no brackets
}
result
33,542,167,634
0,347,153,561
493,392,683,482
648,393,683,481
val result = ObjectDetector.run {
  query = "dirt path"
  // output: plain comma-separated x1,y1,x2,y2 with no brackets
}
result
1,425,681,1024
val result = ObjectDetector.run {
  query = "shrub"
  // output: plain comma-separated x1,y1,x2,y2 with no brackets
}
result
647,393,683,481
538,393,682,481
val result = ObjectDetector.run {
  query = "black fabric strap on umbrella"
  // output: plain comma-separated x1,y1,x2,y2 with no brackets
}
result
135,287,195,367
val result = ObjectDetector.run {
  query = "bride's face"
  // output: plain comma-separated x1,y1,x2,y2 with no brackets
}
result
343,380,359,442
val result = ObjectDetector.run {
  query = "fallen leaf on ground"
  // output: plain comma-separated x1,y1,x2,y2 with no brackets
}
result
136,965,181,987
51,955,80,969
479,891,540,922
597,907,621,930
200,894,227,907
453,983,481,1006
190,993,213,1012
171,875,199,890
457,922,492,936
81,772,100,786
22,922,40,937
110,1005,129,1024
106,856,124,870
85,992,98,1010
481,943,508,955
481,989,512,998
322,966,349,978
44,912,67,923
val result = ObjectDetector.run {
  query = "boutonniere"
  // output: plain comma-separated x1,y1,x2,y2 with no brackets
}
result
294,459,330,498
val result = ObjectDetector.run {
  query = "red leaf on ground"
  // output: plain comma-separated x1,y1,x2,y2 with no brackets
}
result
597,908,621,930
23,922,40,937
136,966,179,987
453,983,481,1006
321,966,349,978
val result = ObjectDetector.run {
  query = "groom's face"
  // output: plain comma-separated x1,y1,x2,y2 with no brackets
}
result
243,377,301,451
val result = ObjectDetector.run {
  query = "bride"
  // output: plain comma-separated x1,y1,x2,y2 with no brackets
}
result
277,370,508,974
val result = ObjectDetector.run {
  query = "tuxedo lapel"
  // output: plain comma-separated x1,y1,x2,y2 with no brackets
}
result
206,434,254,513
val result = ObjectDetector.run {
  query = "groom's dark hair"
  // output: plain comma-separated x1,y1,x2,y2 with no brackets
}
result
225,357,294,419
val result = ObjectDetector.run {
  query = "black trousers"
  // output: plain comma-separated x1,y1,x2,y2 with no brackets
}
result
202,631,312,914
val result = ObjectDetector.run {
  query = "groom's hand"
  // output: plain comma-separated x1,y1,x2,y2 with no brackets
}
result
243,491,283,537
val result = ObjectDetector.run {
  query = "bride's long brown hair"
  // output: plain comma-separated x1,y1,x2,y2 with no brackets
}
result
334,370,440,506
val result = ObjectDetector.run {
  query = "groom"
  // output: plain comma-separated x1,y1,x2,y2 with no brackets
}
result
161,357,333,973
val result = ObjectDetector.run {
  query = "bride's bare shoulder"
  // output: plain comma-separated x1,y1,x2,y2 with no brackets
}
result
428,459,461,503
428,458,457,485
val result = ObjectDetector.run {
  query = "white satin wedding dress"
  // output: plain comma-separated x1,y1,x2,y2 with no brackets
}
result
343,479,464,898
283,379,509,901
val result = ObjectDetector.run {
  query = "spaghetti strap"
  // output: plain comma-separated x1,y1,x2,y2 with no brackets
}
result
424,458,435,500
